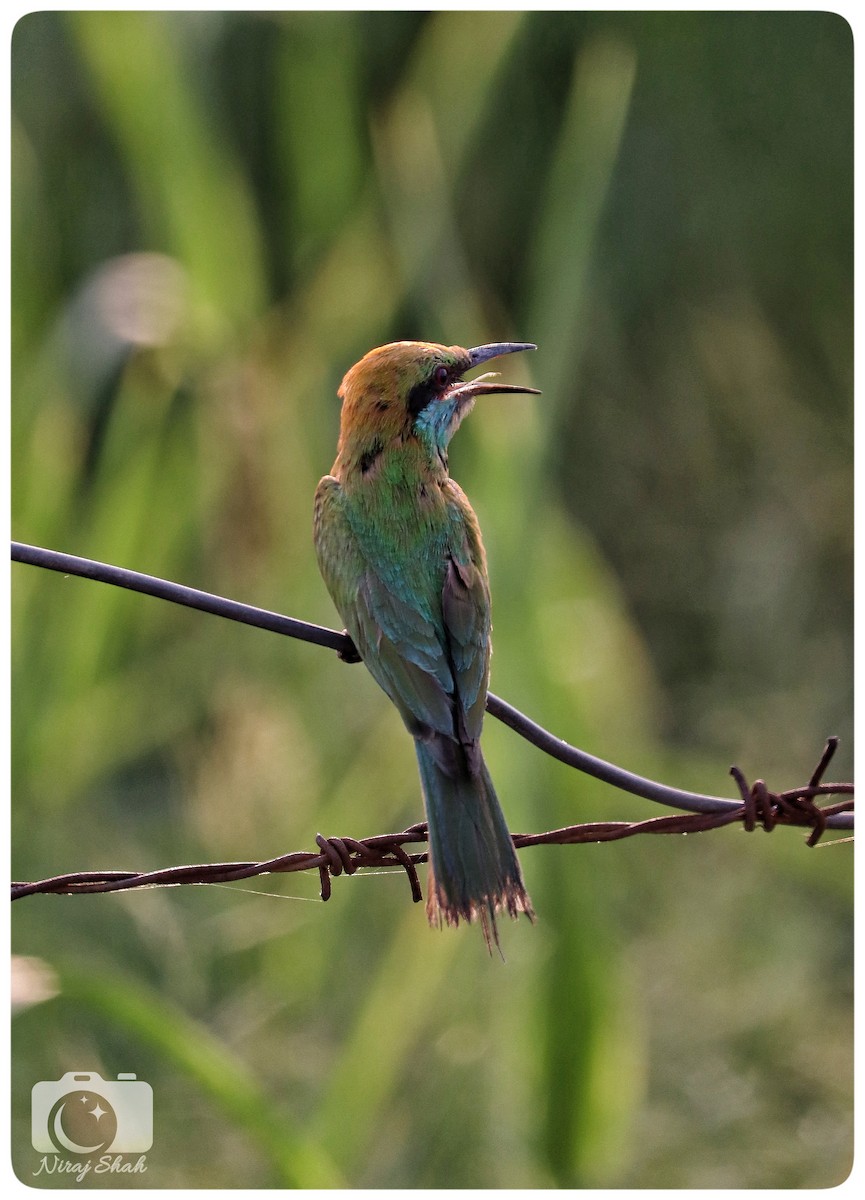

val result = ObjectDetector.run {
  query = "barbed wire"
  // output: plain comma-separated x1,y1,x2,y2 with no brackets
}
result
10,541,853,903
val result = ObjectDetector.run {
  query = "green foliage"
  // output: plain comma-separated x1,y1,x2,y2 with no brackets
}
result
11,11,851,1188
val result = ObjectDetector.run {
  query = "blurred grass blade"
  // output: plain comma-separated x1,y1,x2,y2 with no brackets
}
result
527,34,636,420
372,9,530,342
520,35,639,1185
57,966,345,1188
68,11,267,341
310,907,460,1170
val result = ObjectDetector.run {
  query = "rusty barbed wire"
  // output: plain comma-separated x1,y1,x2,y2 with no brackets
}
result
10,541,854,905
11,743,853,903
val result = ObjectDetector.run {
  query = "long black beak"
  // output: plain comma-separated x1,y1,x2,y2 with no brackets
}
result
456,341,540,400
468,342,537,367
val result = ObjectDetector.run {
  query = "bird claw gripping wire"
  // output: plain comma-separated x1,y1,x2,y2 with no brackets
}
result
730,736,843,846
315,829,426,904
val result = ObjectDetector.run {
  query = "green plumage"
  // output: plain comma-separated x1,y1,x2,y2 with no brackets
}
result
314,340,536,947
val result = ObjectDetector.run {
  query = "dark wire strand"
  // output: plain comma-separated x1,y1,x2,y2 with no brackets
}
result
10,540,853,835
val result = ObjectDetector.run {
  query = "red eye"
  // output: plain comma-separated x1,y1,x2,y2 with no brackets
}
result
434,365,449,389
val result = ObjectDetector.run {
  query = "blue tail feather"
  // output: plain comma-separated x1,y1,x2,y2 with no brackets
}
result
415,737,533,948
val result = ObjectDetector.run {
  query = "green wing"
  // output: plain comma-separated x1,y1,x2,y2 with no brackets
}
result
441,554,490,742
313,475,491,745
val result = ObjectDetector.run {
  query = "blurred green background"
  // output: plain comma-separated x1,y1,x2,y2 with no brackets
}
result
10,9,852,1189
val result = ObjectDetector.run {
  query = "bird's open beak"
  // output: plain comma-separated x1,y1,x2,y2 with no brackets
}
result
453,342,540,401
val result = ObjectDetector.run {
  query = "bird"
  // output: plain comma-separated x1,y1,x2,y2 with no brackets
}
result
314,339,539,948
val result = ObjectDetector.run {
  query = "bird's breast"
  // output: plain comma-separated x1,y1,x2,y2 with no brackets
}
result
343,473,458,605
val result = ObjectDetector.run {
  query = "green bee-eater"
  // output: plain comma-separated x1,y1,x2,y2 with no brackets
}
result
314,340,538,947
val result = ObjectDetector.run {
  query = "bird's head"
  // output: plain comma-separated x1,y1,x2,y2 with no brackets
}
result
335,340,539,474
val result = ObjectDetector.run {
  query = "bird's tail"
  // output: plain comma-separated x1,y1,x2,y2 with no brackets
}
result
415,737,533,950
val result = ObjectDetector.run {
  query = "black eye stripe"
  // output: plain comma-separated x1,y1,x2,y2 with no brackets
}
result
407,379,436,419
407,363,455,418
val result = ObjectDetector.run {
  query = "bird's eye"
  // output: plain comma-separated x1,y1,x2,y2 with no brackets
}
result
434,365,449,389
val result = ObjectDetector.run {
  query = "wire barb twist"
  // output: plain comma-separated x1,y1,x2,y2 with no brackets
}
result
731,736,841,847
312,832,424,903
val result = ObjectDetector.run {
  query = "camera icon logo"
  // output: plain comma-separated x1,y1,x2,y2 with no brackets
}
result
31,1071,153,1155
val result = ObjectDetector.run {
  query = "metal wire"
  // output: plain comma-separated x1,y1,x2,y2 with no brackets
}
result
10,541,854,905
